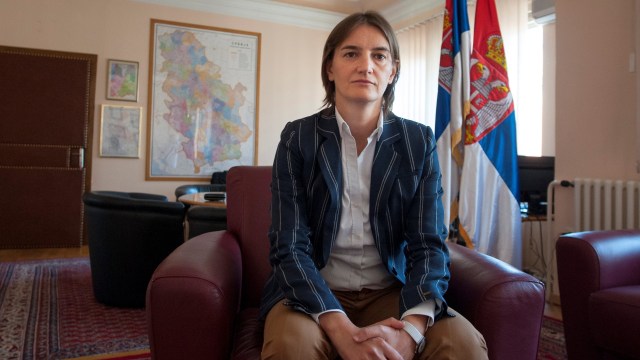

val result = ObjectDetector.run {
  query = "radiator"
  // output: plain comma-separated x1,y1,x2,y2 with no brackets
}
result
573,178,640,231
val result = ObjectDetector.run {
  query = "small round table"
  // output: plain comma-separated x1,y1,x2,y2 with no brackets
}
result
178,192,226,208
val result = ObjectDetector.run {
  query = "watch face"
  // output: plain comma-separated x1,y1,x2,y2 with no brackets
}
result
417,339,426,353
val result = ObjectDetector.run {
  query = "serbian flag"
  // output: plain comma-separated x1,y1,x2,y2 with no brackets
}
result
458,0,522,267
434,0,471,239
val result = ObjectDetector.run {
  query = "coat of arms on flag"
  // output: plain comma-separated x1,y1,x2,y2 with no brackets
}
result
466,29,514,144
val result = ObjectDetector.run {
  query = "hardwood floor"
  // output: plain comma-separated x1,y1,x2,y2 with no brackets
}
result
0,245,89,262
545,301,563,320
0,245,563,320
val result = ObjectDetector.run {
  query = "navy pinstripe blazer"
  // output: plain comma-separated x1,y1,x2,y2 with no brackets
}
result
259,108,450,321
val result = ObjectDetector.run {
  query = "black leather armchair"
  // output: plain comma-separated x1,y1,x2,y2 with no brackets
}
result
186,206,227,239
83,191,186,308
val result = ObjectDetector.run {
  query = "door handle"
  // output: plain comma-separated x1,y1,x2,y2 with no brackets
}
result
78,147,84,169
69,147,84,169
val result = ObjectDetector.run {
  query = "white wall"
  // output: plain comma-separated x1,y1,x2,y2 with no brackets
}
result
554,0,639,234
3,0,640,235
0,0,328,198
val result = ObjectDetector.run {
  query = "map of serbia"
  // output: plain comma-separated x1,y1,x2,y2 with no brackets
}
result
158,29,252,174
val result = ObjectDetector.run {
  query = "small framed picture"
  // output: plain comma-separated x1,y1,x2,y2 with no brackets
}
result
106,59,139,101
99,105,142,158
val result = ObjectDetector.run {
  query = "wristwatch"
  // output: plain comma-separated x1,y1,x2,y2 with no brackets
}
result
401,320,426,354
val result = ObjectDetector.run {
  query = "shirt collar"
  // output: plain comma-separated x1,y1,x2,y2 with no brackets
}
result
335,108,384,141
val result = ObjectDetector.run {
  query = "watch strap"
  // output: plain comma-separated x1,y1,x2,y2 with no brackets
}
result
401,320,426,353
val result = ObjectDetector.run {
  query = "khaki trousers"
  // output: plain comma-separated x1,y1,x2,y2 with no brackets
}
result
261,286,488,360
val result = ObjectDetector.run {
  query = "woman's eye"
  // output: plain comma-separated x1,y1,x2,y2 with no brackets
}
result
344,52,357,58
374,54,387,61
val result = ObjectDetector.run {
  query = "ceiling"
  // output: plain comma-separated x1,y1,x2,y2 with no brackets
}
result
135,0,444,30
268,0,403,15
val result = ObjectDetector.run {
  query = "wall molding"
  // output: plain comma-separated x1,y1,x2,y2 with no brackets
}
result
134,0,344,30
134,0,444,31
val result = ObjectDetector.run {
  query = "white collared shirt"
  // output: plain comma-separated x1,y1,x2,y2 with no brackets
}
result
313,109,436,327
319,109,396,291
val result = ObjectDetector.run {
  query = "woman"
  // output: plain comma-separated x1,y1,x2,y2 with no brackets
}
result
260,11,487,360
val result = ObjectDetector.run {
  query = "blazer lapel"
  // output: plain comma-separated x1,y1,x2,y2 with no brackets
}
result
315,111,342,262
371,116,402,213
316,111,342,202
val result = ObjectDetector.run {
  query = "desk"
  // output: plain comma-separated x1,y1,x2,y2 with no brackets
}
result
521,214,546,222
178,192,226,208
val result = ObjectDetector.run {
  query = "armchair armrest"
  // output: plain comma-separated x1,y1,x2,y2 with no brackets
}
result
557,230,640,292
446,243,545,360
147,231,242,360
556,230,640,360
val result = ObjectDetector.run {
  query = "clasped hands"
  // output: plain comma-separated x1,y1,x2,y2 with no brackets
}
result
319,312,424,360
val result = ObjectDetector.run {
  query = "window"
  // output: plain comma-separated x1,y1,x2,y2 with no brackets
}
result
518,23,544,156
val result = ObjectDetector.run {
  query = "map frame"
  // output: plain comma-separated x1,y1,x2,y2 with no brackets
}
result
106,59,139,102
99,104,142,158
146,19,261,180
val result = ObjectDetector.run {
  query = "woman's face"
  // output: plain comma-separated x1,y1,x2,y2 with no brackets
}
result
327,24,397,109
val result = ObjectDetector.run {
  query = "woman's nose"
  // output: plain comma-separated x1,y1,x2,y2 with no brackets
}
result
357,55,373,74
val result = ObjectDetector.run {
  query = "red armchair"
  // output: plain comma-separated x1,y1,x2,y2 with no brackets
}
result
147,166,546,360
556,230,640,360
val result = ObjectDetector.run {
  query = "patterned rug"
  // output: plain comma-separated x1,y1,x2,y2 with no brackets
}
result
1,257,567,359
0,258,149,360
537,316,568,360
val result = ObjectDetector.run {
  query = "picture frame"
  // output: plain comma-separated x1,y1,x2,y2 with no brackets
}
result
146,19,261,180
106,59,139,101
99,105,142,158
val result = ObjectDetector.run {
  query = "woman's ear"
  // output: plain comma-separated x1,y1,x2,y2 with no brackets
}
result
389,60,398,84
326,59,336,81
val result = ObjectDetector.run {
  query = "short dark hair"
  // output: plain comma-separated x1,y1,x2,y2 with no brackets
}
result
321,11,401,116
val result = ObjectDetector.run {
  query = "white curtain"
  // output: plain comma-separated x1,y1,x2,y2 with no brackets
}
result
393,0,529,130
394,16,444,127
492,0,529,123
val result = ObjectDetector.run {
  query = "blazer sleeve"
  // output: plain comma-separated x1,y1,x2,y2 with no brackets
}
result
399,124,450,320
268,120,343,315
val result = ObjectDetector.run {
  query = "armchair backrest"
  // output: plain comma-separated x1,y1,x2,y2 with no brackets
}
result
83,191,186,307
226,166,273,309
210,170,229,184
83,190,185,218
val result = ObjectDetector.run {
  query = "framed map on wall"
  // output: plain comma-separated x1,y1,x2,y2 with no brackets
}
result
146,19,261,180
106,59,139,102
100,105,142,158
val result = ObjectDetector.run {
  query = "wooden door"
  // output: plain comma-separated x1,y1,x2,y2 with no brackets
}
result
0,46,96,248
